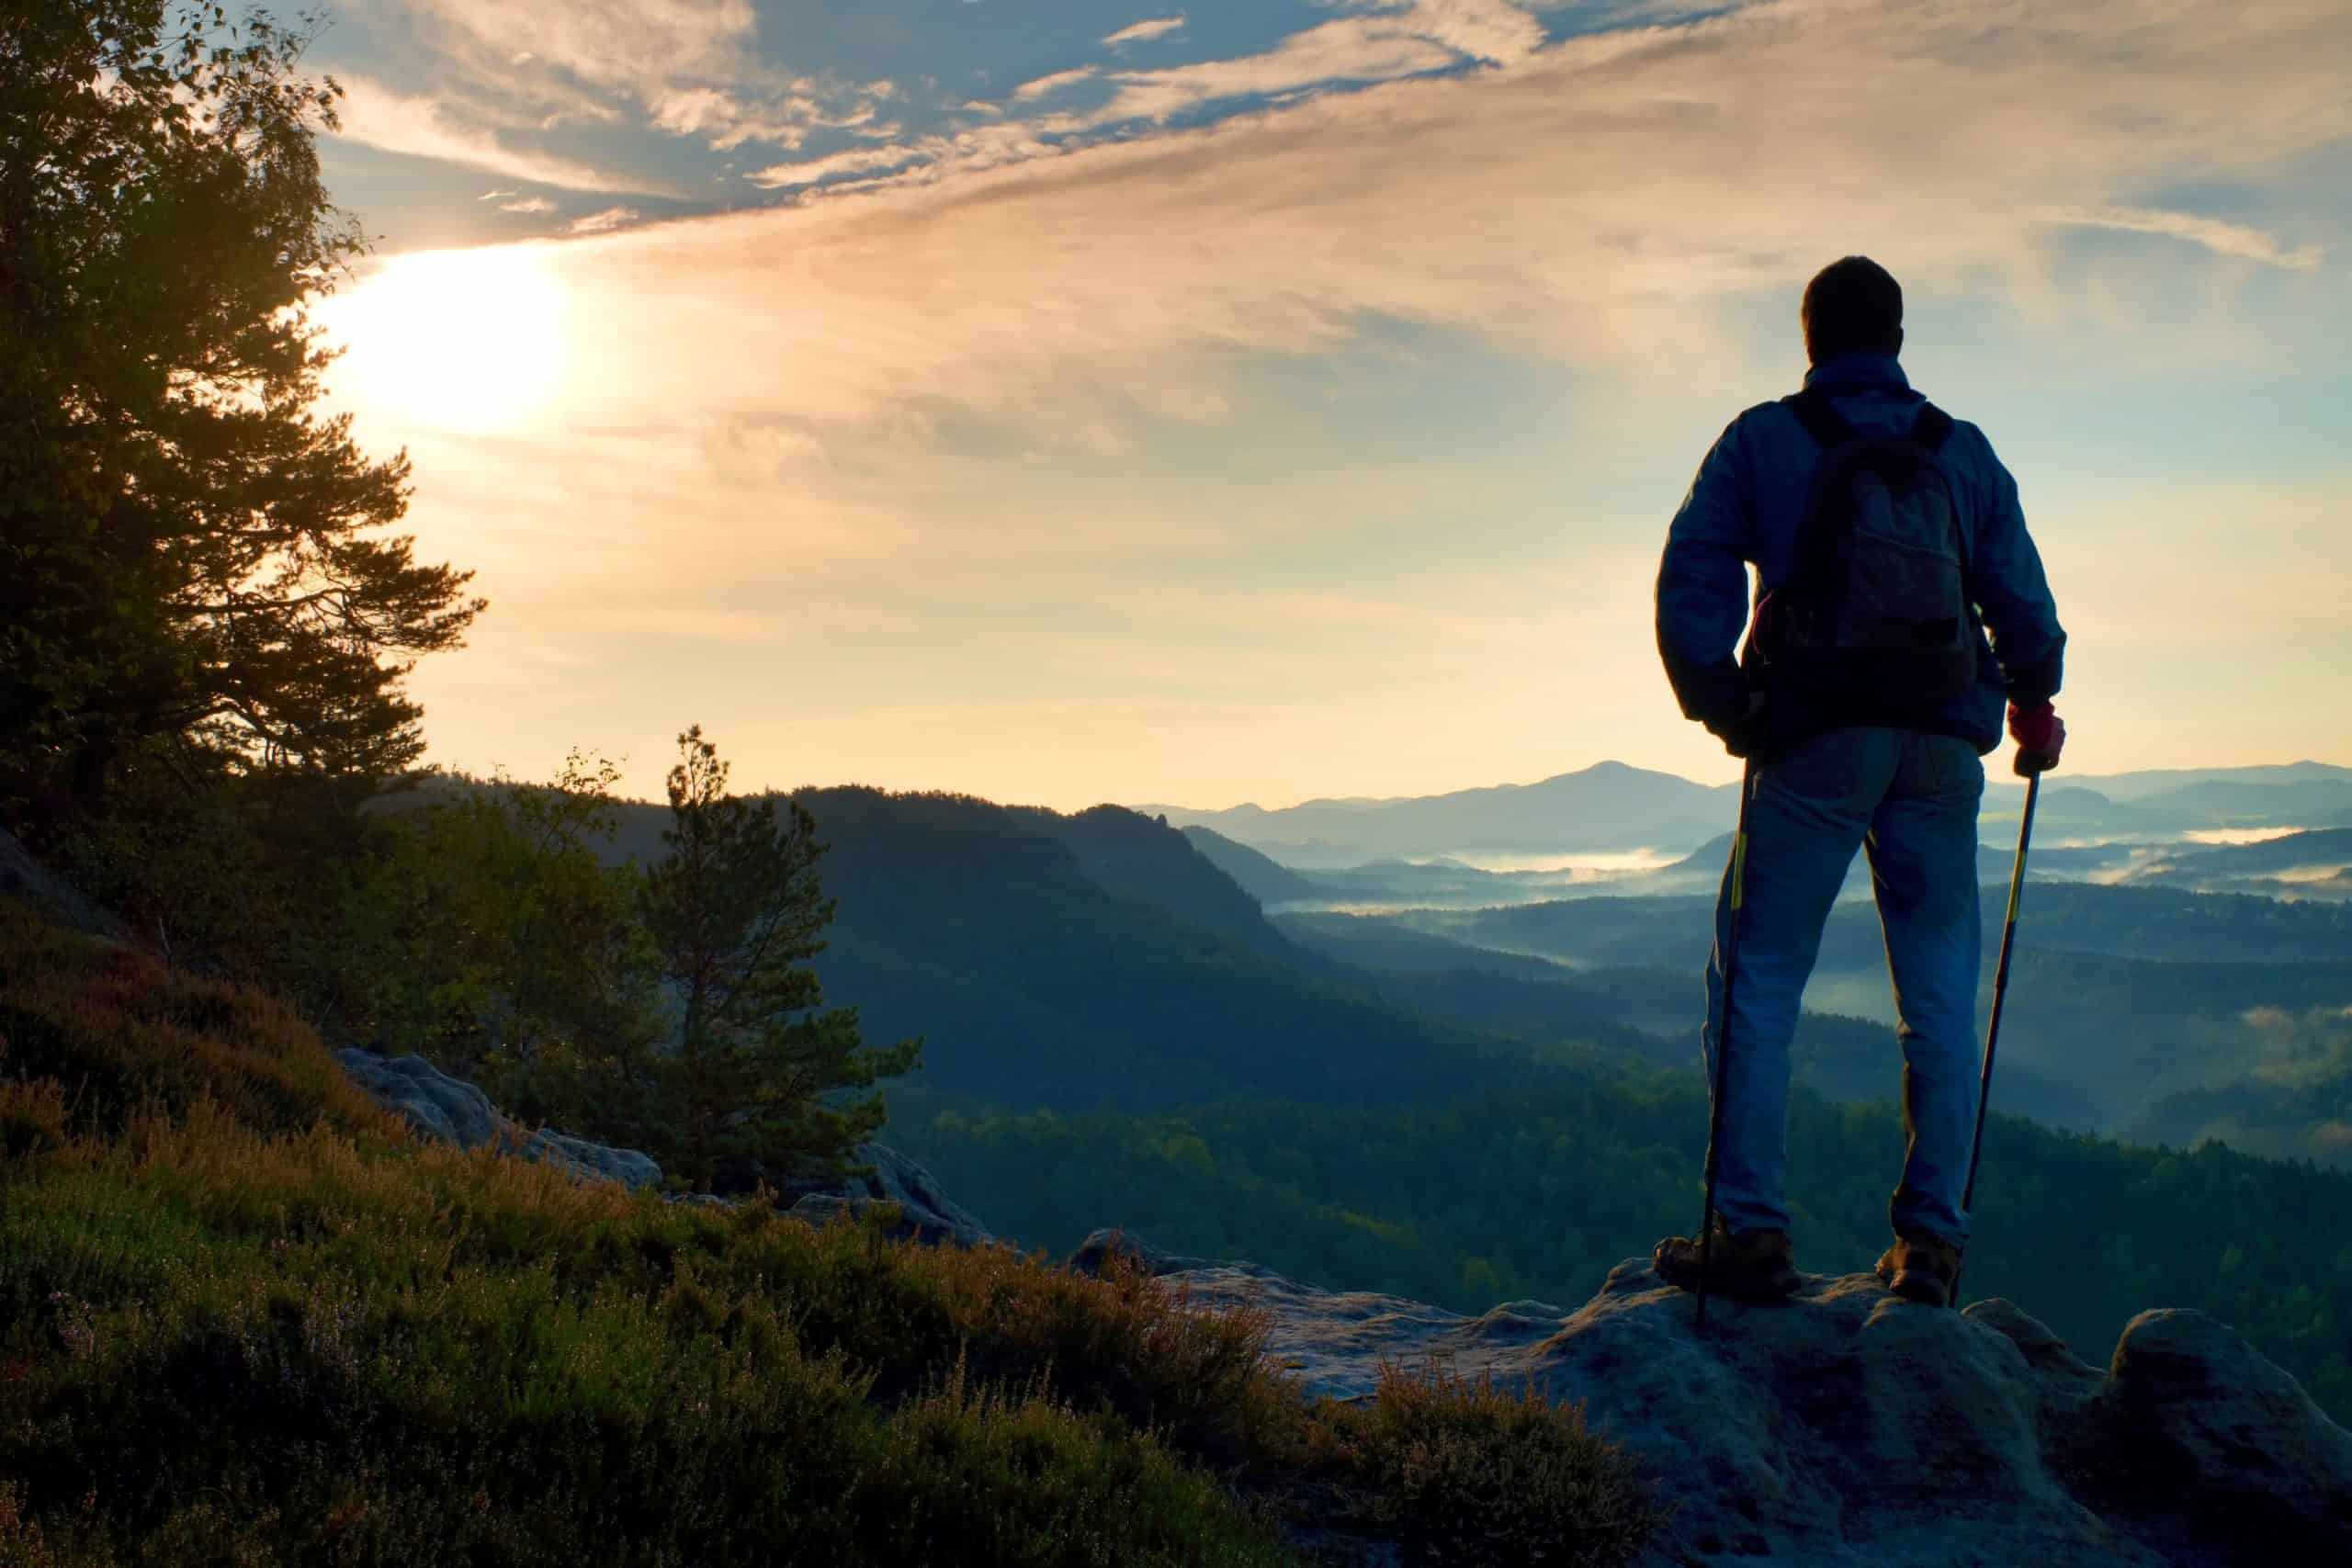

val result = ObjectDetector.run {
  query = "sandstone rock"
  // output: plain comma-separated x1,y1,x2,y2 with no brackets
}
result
2070,1306,2352,1562
334,1046,662,1190
784,1144,993,1247
1104,1241,2349,1567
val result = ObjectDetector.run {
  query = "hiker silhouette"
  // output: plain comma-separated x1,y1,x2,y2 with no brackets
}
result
1650,255,2070,1311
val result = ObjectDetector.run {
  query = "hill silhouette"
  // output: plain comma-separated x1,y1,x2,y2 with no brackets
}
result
1146,760,2352,866
603,787,1542,1111
1178,824,1326,905
1143,761,1736,864
1008,804,1298,959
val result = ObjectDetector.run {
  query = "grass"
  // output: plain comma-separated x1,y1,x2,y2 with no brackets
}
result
0,900,1658,1566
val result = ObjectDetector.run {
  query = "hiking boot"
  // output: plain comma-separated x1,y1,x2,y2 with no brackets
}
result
1653,1222,1800,1302
1875,1233,1962,1307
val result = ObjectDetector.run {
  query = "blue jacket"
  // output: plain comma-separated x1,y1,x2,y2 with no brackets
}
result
1656,353,2066,757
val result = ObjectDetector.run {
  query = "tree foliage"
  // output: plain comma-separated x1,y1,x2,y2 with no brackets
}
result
0,1,481,818
310,735,920,1192
630,728,922,1190
330,753,658,1072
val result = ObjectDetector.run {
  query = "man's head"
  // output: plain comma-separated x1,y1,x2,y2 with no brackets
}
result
1802,255,1904,365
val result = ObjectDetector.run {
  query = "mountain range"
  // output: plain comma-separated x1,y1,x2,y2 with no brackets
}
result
1143,760,2352,867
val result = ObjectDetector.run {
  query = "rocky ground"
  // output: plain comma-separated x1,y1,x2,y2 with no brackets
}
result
340,1047,2351,1567
1079,1230,2352,1566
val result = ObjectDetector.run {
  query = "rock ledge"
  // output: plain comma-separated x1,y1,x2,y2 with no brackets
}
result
1078,1233,2352,1566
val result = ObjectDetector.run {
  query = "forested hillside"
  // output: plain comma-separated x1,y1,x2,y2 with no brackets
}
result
603,788,1542,1110
1011,806,1299,959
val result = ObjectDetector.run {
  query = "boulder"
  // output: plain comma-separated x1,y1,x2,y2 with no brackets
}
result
1104,1241,2350,1566
784,1144,993,1247
334,1047,662,1191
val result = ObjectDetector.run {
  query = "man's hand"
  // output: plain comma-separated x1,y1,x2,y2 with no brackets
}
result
1705,691,1770,760
2007,701,2064,776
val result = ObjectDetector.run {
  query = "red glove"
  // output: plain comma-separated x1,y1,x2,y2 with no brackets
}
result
2007,701,2064,776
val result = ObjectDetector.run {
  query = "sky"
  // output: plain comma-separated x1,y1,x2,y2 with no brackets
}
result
298,0,2352,811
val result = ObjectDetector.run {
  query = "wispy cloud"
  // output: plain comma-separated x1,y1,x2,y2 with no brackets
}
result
1012,66,1101,102
401,0,761,99
2042,204,2324,270
563,206,640,235
385,0,883,156
499,196,559,215
1073,5,1490,129
1346,0,1548,67
745,145,926,191
333,74,642,192
649,84,891,152
387,0,2346,440
1102,17,1188,47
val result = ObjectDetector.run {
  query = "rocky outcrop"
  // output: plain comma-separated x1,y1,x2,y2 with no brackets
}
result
1078,1233,2352,1566
330,1046,987,1245
334,1046,662,1190
782,1144,994,1247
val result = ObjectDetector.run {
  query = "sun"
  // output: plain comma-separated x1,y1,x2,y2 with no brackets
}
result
321,244,570,436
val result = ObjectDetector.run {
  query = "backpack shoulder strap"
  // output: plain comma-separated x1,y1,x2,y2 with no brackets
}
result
1782,388,1855,451
1905,401,1973,581
1910,402,1954,452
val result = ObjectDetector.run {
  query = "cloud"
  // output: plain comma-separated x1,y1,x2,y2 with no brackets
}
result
499,196,560,214
1012,65,1101,102
994,1,1544,136
478,188,514,200
742,120,1064,196
331,0,2349,806
1080,14,1460,126
1363,0,1547,66
393,0,883,154
401,0,760,99
393,0,2344,440
649,83,898,152
333,74,641,192
1102,17,1188,47
745,145,927,190
663,1,1553,201
2042,204,2324,270
563,206,641,234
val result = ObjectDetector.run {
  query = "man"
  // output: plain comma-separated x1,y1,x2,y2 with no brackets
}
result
1649,256,2067,1309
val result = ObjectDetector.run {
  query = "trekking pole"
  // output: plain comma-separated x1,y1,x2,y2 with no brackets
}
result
1954,761,2046,1302
1694,760,1758,1332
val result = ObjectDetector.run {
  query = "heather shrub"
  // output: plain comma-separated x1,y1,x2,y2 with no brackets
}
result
0,901,1657,1564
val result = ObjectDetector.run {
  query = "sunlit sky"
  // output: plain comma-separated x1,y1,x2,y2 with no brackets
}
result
303,0,2352,811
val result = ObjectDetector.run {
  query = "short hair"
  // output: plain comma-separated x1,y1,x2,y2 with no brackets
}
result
1802,256,1903,363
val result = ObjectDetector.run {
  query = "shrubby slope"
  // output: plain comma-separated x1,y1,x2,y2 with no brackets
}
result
0,900,1654,1567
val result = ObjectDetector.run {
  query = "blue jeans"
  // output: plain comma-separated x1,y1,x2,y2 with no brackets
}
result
1703,727,1985,1247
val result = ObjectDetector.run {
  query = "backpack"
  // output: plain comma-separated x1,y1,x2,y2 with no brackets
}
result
1756,389,1978,717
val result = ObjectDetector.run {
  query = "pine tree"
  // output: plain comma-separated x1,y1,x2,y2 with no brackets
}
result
0,3,481,818
635,727,921,1190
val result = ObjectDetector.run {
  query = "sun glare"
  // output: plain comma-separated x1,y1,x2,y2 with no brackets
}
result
322,245,569,435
